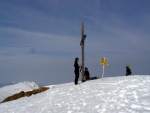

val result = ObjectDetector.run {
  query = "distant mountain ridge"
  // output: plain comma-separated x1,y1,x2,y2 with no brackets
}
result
0,81,39,102
0,82,45,88
0,82,16,88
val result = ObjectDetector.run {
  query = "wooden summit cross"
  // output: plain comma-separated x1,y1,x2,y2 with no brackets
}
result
80,22,86,82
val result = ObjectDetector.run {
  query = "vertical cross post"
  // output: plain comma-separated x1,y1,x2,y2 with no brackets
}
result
80,22,86,82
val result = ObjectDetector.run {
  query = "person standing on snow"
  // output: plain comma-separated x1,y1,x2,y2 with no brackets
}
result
74,57,80,85
126,65,132,76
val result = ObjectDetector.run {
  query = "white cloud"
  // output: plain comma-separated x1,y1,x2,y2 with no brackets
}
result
0,27,81,56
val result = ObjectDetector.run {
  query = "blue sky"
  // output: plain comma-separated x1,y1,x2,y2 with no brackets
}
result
0,0,150,85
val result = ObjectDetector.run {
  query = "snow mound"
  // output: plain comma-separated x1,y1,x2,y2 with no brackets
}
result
0,81,39,102
0,75,150,113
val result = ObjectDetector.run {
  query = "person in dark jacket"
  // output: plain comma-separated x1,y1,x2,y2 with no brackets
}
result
84,67,100,80
126,65,132,76
74,57,80,85
84,67,90,80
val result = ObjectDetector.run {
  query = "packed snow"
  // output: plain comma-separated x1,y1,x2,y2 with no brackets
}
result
0,81,38,102
0,75,150,113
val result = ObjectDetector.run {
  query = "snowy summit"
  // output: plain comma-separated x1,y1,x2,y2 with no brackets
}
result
0,75,150,113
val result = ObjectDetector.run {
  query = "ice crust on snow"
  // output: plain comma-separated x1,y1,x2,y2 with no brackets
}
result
0,75,150,113
0,81,38,102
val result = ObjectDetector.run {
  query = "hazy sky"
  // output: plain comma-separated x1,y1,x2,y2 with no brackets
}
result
0,0,150,85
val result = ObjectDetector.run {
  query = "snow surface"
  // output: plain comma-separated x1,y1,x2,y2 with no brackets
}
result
0,81,39,102
0,75,150,113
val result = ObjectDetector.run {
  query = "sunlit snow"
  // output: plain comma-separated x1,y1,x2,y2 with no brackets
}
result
0,75,150,113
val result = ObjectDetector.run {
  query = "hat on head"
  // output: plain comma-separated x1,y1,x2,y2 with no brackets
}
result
75,57,79,61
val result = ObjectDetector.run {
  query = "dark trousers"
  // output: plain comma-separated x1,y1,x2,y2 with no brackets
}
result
74,71,79,85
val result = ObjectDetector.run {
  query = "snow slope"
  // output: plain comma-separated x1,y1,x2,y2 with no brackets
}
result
0,81,39,102
0,75,150,113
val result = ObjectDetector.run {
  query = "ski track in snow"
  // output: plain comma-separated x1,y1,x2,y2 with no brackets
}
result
0,75,150,113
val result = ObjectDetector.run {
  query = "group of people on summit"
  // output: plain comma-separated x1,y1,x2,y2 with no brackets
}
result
74,57,132,85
